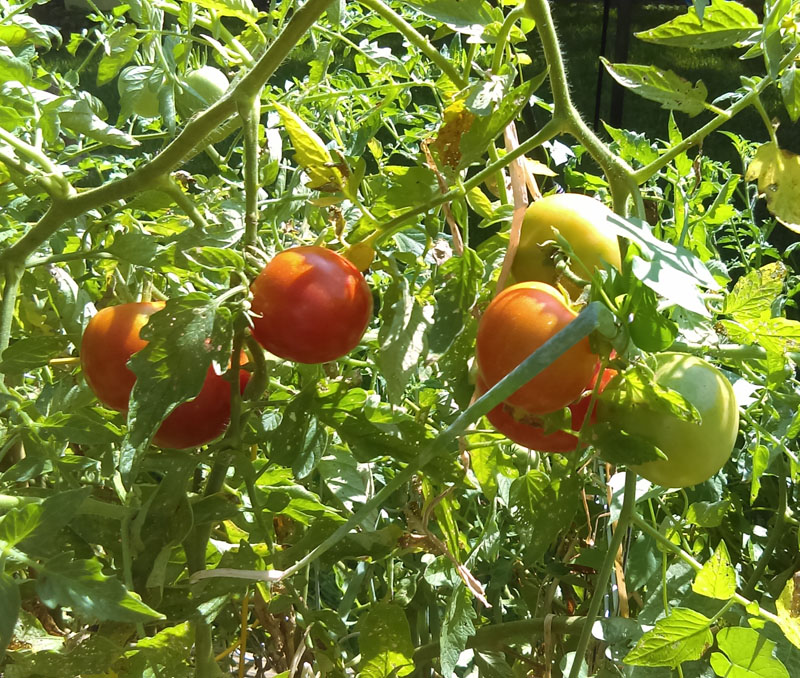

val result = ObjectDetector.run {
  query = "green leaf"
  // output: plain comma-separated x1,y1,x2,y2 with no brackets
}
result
711,627,790,678
359,602,415,678
378,274,432,402
0,503,43,550
592,422,668,466
440,584,477,677
781,65,800,123
96,25,138,86
0,15,57,49
36,553,163,623
624,607,713,667
601,59,708,117
0,572,20,657
107,231,159,266
607,214,718,317
16,488,91,557
509,467,580,563
0,45,32,85
634,2,760,49
685,499,730,528
724,262,786,322
0,335,70,373
430,249,482,356
36,411,122,445
692,540,737,600
56,99,139,148
132,621,193,673
122,295,232,479
407,0,494,42
628,284,678,352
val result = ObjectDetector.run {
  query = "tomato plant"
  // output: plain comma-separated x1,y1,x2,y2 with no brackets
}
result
81,301,246,449
476,281,599,414
510,193,622,297
479,365,615,453
249,246,373,364
597,353,739,487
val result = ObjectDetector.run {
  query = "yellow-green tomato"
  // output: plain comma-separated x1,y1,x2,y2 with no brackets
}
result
510,193,622,298
597,353,739,488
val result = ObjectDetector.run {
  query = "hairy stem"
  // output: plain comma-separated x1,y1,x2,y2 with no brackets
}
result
358,0,467,89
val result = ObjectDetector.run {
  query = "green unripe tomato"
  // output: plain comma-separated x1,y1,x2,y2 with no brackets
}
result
597,353,739,488
178,66,229,116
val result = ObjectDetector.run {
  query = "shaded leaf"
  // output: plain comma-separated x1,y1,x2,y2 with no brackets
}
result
359,602,414,678
440,584,477,677
36,553,163,623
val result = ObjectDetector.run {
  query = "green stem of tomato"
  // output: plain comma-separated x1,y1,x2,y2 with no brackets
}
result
629,513,784,627
568,470,638,678
357,0,468,89
239,93,261,247
373,118,562,247
279,301,615,581
525,0,640,216
413,615,586,665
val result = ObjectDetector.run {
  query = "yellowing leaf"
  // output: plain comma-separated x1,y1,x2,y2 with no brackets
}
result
525,158,556,176
775,575,800,649
273,102,342,192
745,142,800,232
692,540,737,600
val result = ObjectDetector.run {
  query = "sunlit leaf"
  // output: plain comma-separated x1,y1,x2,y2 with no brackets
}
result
635,1,760,49
601,59,708,116
746,142,800,232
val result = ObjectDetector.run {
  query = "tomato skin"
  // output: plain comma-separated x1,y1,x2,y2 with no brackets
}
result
179,66,229,115
597,353,739,488
250,246,373,364
479,366,615,453
81,302,165,411
81,301,248,449
510,193,621,298
476,282,599,414
153,368,249,449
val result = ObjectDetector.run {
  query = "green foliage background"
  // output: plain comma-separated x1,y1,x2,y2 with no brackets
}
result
0,0,798,676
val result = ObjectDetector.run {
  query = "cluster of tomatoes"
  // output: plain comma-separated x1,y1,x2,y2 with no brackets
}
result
80,246,371,450
80,192,739,488
475,193,739,488
475,194,621,454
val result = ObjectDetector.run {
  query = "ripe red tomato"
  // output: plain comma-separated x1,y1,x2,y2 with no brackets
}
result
81,301,164,411
478,366,615,453
153,368,249,449
476,282,599,414
250,246,373,364
81,301,248,449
